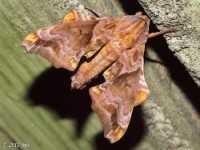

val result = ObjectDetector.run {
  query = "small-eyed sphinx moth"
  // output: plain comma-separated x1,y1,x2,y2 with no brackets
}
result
21,9,175,143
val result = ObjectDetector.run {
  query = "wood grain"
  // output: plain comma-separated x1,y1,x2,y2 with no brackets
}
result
0,0,199,150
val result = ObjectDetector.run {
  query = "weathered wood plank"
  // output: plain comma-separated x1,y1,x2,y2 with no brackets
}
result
0,0,199,150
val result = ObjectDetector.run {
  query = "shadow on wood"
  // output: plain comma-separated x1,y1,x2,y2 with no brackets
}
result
27,67,92,135
147,30,200,114
118,0,145,15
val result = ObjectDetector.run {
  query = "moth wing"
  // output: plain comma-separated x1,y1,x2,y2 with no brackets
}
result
89,45,149,143
61,11,96,24
21,11,99,71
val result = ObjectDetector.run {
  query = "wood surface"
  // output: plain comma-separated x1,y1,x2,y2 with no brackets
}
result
0,0,199,150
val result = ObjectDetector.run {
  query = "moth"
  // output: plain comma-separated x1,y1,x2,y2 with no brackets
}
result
21,9,175,143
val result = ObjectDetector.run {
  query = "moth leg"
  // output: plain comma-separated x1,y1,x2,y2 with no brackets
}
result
85,7,110,18
148,28,176,38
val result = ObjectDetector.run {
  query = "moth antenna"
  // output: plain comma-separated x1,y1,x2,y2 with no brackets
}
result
148,28,177,38
85,7,110,18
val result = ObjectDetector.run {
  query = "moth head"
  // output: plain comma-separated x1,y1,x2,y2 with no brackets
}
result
115,15,150,49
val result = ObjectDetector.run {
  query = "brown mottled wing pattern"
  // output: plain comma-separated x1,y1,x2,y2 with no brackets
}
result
89,16,150,143
21,11,152,143
71,15,150,89
21,11,100,71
